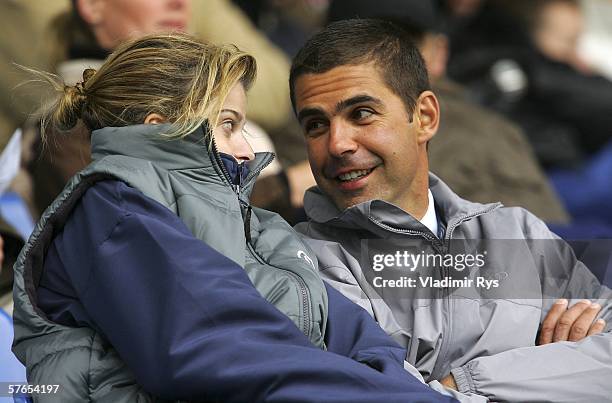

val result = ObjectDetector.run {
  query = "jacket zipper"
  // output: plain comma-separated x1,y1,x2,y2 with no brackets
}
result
241,153,274,190
443,203,501,248
368,216,449,381
370,204,501,381
246,242,313,339
236,162,244,194
367,217,445,252
430,203,502,380
210,141,313,339
243,154,313,340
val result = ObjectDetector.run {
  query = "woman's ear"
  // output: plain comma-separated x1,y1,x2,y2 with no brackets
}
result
414,90,440,144
144,113,166,125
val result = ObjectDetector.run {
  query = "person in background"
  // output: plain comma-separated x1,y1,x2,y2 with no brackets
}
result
448,0,612,233
232,0,329,58
445,0,612,170
531,0,589,71
0,1,51,223
503,0,612,232
12,32,453,403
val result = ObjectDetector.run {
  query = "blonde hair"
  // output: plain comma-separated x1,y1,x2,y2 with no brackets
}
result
36,32,256,140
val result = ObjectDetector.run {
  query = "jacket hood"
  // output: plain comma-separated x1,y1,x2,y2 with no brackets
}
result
303,172,501,233
91,123,273,195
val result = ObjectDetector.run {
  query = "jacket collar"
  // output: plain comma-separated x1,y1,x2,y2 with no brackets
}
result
303,172,501,236
90,123,273,194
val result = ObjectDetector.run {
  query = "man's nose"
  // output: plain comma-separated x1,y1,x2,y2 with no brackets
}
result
328,121,358,157
233,134,255,162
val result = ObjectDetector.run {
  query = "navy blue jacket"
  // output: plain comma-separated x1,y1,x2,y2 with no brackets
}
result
37,179,454,402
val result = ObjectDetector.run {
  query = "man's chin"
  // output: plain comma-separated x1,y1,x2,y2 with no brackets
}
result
318,182,373,211
331,194,370,212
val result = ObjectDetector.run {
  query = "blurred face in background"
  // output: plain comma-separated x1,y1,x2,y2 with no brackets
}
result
447,0,484,17
533,0,584,65
418,33,449,81
77,0,191,49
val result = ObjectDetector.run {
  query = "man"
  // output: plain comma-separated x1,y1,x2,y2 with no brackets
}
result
292,19,612,402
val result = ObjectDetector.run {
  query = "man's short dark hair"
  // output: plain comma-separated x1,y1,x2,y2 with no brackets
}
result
289,18,430,115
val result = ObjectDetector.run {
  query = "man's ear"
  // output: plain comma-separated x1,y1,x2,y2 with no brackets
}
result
144,113,166,125
76,0,105,26
414,91,440,145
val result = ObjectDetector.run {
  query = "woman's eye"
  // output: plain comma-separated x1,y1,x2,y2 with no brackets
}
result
221,121,234,132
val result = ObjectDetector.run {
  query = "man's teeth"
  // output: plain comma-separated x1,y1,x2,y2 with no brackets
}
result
338,169,371,181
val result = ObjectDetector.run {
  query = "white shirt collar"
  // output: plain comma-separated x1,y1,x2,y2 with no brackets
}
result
419,189,439,238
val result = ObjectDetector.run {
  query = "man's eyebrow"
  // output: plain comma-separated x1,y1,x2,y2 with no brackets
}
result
297,95,383,124
220,109,245,122
335,95,383,113
297,107,325,124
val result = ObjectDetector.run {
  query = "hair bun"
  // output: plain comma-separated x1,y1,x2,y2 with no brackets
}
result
53,83,88,131
57,68,97,130
82,68,96,84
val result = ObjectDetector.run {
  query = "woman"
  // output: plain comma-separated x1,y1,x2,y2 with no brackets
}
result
12,34,450,402
27,0,294,221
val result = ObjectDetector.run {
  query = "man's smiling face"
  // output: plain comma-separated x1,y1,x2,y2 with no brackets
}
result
295,63,432,213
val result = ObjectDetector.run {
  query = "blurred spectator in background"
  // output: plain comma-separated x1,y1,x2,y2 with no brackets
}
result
531,0,589,71
0,1,51,228
0,2,43,316
0,2,50,155
445,0,612,230
327,0,568,223
446,0,612,169
232,0,328,58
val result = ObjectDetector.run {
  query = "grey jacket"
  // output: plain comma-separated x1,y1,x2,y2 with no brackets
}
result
12,124,327,402
296,173,612,402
